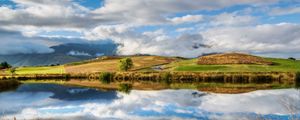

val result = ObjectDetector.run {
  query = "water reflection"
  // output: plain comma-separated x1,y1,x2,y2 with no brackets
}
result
0,83,299,120
17,84,118,101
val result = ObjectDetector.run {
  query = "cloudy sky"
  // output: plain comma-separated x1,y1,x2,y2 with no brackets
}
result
0,0,300,58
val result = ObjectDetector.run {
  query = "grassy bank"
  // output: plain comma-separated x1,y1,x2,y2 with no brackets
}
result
167,58,300,72
0,80,20,92
13,66,65,74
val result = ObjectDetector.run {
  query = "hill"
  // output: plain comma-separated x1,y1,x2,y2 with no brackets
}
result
166,57,300,72
6,54,300,74
197,53,273,65
65,56,179,73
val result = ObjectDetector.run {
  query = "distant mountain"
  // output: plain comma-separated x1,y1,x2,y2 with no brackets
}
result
0,42,118,66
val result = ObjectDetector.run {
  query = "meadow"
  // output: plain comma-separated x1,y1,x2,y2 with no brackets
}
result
3,55,300,74
168,58,300,72
13,66,65,74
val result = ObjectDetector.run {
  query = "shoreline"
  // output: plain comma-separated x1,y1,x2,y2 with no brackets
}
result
1,71,298,94
20,79,297,94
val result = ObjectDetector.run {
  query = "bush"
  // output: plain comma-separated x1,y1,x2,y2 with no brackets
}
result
99,72,113,84
296,72,300,89
160,72,172,85
288,57,296,61
119,58,133,71
118,83,132,94
9,68,16,75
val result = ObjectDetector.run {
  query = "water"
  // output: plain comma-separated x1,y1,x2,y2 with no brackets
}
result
0,83,299,120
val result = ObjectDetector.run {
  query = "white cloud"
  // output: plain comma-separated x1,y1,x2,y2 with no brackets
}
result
176,27,195,32
210,13,257,26
1,0,298,58
169,15,204,24
85,25,210,57
269,6,300,16
202,23,300,57
0,0,279,29
67,51,92,56
0,29,54,54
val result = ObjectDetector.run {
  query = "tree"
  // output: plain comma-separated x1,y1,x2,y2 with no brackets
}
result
99,72,113,84
118,83,132,94
0,61,11,69
9,68,16,76
119,58,133,71
288,57,296,61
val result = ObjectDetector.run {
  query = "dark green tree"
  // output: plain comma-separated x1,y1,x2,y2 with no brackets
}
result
288,57,296,61
0,61,12,69
160,72,172,85
119,58,133,71
118,83,132,94
99,72,113,84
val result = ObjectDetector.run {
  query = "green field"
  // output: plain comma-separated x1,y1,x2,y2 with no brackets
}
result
13,66,65,74
4,56,300,75
167,58,300,72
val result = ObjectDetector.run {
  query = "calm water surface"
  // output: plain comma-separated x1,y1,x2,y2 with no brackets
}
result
0,83,299,120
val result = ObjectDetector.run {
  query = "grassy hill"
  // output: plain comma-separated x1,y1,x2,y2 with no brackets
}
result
197,53,273,65
6,54,300,74
166,57,300,72
65,56,179,73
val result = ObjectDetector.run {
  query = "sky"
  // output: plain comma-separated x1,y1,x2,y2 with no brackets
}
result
0,0,300,58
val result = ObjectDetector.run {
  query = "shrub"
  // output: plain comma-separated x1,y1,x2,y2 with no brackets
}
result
99,72,113,84
9,68,16,76
288,57,296,61
296,72,300,89
119,58,133,71
118,83,132,94
160,72,172,85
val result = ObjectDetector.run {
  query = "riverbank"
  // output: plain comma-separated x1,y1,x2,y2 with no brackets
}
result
0,80,21,92
21,78,298,94
1,71,298,93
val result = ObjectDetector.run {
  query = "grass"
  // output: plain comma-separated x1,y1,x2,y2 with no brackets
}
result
65,56,178,73
4,56,300,75
12,66,65,74
168,58,300,72
22,79,67,84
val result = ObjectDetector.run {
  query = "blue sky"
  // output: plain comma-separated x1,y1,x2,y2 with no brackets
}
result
0,0,300,57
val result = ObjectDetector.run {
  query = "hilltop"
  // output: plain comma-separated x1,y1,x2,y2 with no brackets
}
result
197,53,273,65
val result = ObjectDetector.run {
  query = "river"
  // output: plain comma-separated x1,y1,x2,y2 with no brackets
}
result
0,83,299,120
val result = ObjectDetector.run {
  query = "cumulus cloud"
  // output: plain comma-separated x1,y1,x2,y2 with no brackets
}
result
0,0,99,29
0,0,279,29
210,13,257,26
0,0,298,57
201,23,300,56
84,26,210,57
0,29,54,55
169,15,204,24
269,6,300,16
176,27,195,32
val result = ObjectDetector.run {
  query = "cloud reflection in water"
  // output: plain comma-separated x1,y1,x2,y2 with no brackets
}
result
0,84,299,120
